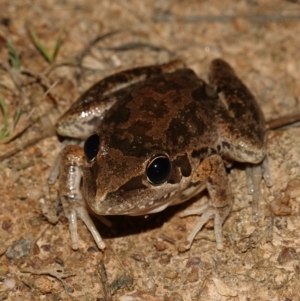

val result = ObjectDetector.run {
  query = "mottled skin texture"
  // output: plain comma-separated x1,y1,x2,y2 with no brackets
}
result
51,59,272,251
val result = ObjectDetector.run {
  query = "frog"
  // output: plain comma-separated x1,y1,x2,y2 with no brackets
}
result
48,58,272,251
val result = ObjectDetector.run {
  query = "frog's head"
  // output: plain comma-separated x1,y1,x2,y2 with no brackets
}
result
81,132,193,216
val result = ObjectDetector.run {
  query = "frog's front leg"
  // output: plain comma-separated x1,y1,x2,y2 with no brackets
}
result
56,145,105,250
209,59,273,221
180,155,233,250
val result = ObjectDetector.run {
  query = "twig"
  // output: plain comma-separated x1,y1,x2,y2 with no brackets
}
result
152,13,300,23
20,266,76,292
101,42,173,55
98,260,112,301
76,30,121,66
266,112,300,130
159,233,176,245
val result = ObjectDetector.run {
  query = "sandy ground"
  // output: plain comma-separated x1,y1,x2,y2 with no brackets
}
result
0,0,300,300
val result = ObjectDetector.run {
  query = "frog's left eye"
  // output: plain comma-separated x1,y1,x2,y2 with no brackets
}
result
146,155,171,185
84,134,99,162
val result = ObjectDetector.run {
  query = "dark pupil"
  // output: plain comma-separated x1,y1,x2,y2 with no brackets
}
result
84,134,99,162
147,156,171,185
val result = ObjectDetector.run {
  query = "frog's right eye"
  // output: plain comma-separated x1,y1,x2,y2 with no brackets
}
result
146,155,171,185
84,134,99,162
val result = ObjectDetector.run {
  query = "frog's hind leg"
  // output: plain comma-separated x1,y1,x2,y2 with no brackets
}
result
209,59,273,221
209,58,266,163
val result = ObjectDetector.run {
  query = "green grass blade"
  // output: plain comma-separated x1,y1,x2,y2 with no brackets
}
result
0,97,9,140
29,28,53,63
7,41,20,70
13,108,22,130
52,27,65,62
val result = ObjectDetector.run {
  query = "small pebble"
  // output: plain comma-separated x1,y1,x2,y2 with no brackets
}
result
0,263,9,276
164,270,178,279
186,257,202,268
154,240,167,251
6,237,33,259
0,241,8,256
159,253,171,264
28,216,42,228
4,278,15,289
187,267,199,283
34,276,53,294
2,219,12,230
277,247,299,264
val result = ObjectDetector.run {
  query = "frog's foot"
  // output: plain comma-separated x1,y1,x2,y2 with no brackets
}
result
179,203,231,250
61,196,106,250
245,155,273,222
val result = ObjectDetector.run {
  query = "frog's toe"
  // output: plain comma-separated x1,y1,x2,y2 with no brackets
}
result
66,208,79,250
63,200,106,250
76,206,106,250
245,155,273,222
180,205,230,251
261,155,273,187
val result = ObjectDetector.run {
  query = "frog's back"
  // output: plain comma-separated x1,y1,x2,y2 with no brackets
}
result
99,68,220,160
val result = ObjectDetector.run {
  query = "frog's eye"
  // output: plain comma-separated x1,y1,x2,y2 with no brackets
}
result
84,134,99,162
146,155,171,185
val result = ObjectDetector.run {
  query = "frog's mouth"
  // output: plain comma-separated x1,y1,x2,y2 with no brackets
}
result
90,182,181,216
88,176,205,216
126,180,206,216
123,190,179,216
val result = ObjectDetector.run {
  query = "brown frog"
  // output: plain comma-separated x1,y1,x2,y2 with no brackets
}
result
49,59,272,251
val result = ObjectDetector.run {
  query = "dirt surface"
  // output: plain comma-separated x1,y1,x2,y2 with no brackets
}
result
0,0,300,300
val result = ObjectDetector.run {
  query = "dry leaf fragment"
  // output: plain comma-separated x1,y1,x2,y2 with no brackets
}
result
212,277,237,297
